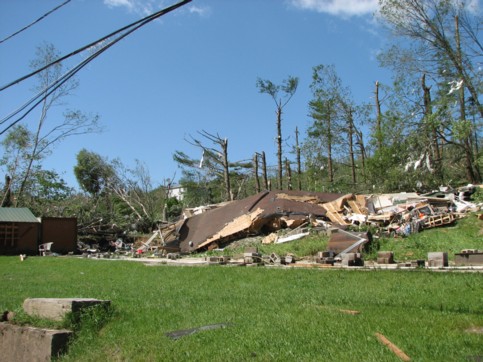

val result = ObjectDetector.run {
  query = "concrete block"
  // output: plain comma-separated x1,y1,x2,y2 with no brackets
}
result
410,259,425,267
317,251,335,258
284,255,294,264
0,322,72,362
270,253,281,264
23,298,110,322
377,251,395,264
427,252,448,267
341,253,364,266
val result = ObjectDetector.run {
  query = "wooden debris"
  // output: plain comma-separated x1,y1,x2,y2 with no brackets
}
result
322,194,355,225
375,332,411,361
339,309,360,315
196,208,264,250
423,213,456,228
262,233,278,244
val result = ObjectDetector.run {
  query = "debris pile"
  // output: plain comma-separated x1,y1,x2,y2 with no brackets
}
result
164,190,342,253
157,185,480,255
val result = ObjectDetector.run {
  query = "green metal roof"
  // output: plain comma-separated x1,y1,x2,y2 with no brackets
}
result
0,208,40,223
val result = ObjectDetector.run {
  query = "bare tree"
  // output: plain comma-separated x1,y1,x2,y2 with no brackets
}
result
173,130,252,202
295,127,302,190
253,153,260,193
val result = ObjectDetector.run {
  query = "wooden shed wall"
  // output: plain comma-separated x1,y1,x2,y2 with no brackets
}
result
0,222,39,255
41,218,77,255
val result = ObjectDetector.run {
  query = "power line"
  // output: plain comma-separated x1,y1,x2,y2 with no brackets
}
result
0,0,191,93
0,0,72,45
0,0,192,135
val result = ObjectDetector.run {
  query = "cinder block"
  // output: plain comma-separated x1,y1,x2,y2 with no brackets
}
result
0,322,72,362
427,252,448,267
411,259,426,267
377,251,394,264
270,253,281,264
341,253,364,266
318,251,335,258
23,298,110,322
244,256,254,264
284,255,294,264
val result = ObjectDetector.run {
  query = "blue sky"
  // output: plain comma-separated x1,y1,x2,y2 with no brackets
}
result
0,0,393,189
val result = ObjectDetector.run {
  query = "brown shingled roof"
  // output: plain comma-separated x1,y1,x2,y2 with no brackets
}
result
173,190,342,253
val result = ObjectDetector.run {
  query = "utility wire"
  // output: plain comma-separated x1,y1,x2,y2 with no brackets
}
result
0,0,192,92
0,0,72,45
0,0,192,135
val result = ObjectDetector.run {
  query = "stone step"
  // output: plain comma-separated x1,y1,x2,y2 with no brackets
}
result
0,322,72,362
23,298,110,322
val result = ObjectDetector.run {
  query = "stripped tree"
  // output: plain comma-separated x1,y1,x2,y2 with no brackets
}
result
257,76,298,190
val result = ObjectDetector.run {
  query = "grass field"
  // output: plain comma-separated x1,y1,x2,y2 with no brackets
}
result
1,256,482,361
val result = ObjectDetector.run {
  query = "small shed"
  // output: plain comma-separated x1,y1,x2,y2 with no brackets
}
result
0,208,40,255
41,217,77,255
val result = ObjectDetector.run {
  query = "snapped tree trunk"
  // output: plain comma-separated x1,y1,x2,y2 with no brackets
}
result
295,127,302,190
261,151,269,191
375,81,383,152
221,138,232,201
253,153,260,193
348,108,356,185
285,158,292,190
421,73,442,182
276,106,283,190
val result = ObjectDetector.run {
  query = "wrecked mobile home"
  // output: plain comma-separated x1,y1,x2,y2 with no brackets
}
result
156,186,480,256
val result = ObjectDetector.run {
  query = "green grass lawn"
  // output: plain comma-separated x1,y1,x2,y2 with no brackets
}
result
1,256,482,361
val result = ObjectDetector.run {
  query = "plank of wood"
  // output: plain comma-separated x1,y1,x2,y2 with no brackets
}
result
325,210,350,225
375,332,411,361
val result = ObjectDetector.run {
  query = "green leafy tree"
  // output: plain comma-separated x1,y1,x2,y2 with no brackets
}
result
0,43,101,207
306,65,364,190
378,0,482,183
74,149,114,196
26,170,74,216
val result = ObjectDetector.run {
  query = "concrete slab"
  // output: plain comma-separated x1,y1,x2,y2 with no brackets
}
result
0,322,72,362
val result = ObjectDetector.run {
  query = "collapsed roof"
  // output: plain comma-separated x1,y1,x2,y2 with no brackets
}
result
165,190,342,253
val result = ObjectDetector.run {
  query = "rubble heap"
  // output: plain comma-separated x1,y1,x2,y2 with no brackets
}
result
157,185,481,254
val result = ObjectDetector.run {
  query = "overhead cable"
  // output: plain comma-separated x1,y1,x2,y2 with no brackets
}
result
0,0,72,45
0,0,192,92
0,0,192,135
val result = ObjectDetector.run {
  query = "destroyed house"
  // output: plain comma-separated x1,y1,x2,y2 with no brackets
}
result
167,190,343,253
0,208,40,255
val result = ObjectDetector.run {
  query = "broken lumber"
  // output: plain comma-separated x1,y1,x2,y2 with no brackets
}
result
375,332,411,361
